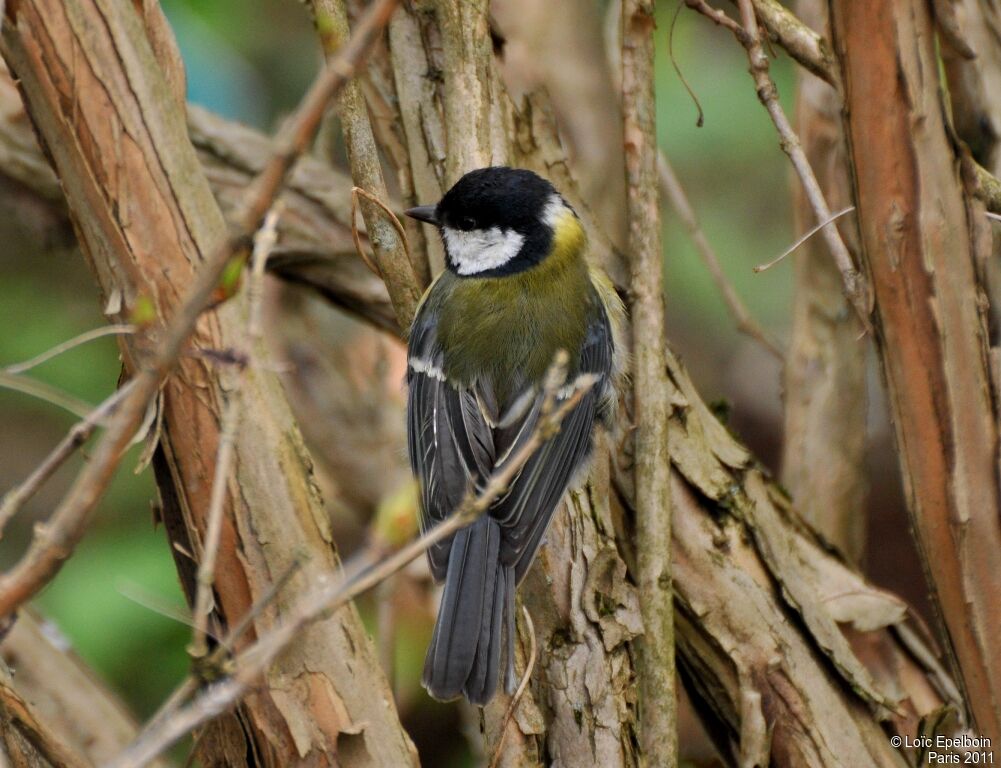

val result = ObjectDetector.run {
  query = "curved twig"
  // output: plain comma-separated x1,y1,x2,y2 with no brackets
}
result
4,324,136,375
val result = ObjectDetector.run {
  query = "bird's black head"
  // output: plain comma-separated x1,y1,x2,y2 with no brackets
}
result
406,166,578,277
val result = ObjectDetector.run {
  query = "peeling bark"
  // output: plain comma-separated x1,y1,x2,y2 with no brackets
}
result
830,0,1001,744
378,4,641,764
484,452,641,768
0,0,416,764
659,349,958,766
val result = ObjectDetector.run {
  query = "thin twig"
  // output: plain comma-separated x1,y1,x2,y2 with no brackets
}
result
488,606,537,768
352,186,415,281
0,371,94,420
188,394,240,662
4,325,136,375
668,3,704,127
684,0,742,34
109,361,595,768
719,0,1001,224
350,188,387,277
0,0,400,618
190,207,280,661
117,581,217,636
658,152,783,360
623,0,677,765
0,380,138,538
311,0,423,323
754,206,855,273
132,555,305,745
690,0,871,328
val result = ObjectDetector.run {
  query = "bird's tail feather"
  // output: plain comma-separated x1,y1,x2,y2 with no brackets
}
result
422,517,515,705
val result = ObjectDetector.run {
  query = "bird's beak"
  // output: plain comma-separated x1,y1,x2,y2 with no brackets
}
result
405,205,439,226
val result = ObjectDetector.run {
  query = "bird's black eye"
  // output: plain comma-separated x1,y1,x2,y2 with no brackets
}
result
458,216,477,231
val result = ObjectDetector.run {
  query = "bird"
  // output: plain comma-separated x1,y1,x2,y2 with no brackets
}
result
404,166,623,705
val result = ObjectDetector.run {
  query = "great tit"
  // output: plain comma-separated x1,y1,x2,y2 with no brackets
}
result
405,166,623,705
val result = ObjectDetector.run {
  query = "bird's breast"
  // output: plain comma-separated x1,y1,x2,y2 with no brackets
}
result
436,258,594,405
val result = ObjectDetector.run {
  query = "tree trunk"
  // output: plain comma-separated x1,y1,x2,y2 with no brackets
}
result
830,0,1001,744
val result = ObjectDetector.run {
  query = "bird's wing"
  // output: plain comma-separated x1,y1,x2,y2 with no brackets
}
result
489,298,615,583
407,286,615,584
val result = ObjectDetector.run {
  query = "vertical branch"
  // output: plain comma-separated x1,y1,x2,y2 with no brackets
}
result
830,0,1001,743
433,0,510,180
781,0,866,561
724,0,871,325
384,6,642,764
311,0,425,323
385,3,448,273
621,1,676,764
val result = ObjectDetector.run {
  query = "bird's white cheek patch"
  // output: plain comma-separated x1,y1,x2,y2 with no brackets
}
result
443,226,525,275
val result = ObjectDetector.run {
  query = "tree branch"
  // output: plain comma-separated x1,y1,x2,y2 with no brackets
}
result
830,0,1001,744
0,380,138,538
622,1,677,763
0,68,399,334
0,0,403,617
738,0,836,84
1,610,169,767
311,0,424,325
302,11,964,763
730,0,1001,218
738,0,871,325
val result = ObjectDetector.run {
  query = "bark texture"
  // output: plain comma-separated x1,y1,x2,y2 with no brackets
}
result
782,0,866,562
830,0,1001,744
363,8,961,761
0,1,416,765
621,0,676,763
482,460,642,768
312,0,423,323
